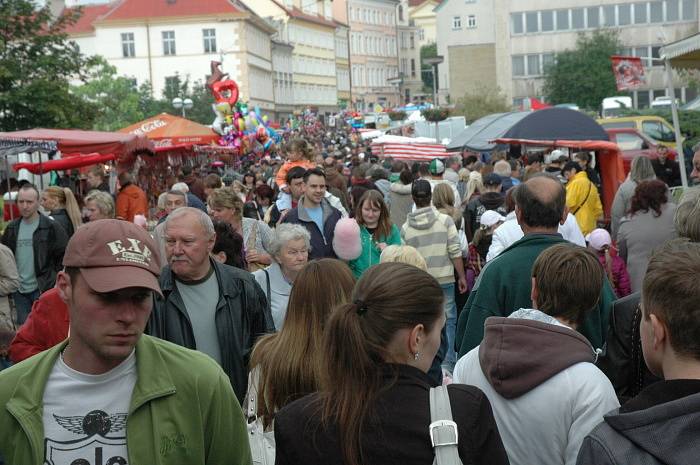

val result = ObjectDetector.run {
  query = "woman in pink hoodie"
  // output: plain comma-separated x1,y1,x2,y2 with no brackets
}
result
586,228,631,298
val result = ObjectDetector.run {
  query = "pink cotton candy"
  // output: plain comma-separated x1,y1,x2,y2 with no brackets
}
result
333,217,362,260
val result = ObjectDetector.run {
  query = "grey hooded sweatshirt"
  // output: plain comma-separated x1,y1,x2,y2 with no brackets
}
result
577,380,700,465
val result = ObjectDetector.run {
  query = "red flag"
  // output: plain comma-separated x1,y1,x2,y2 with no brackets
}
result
529,97,552,110
611,56,646,91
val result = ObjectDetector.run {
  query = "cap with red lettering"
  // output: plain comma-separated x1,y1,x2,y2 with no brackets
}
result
63,219,162,296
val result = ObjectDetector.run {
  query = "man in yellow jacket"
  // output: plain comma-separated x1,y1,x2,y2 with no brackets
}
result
563,161,602,235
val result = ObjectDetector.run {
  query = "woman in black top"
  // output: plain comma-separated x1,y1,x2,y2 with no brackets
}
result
274,262,509,465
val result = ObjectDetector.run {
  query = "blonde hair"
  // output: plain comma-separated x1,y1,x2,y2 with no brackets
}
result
464,171,483,205
379,245,427,271
432,183,458,222
84,190,115,219
44,186,82,232
207,187,243,217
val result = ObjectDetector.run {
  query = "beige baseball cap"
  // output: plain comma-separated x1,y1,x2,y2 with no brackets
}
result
63,219,162,296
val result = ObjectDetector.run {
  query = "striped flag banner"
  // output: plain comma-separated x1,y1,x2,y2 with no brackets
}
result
371,142,446,161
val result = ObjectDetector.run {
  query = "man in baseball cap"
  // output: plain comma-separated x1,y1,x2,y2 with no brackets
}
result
0,219,250,465
425,158,461,210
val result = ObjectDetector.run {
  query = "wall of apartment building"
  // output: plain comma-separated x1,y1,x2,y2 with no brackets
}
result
239,23,275,112
435,0,496,104
77,20,245,98
500,0,698,107
348,0,401,110
272,42,295,112
447,43,498,100
409,0,439,49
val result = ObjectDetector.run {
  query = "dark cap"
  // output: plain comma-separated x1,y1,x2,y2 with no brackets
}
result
483,173,503,186
411,179,432,199
63,219,162,296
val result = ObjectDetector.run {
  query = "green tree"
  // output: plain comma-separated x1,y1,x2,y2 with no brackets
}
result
0,1,99,131
420,42,437,92
453,85,511,123
542,30,624,111
72,58,152,131
159,74,215,124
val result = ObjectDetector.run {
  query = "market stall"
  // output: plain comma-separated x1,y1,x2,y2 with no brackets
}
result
370,135,446,162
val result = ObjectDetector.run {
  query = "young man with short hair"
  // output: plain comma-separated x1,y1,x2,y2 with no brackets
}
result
577,240,700,465
455,243,619,465
267,166,307,227
0,219,250,464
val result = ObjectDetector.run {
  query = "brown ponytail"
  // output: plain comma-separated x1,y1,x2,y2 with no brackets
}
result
319,262,443,465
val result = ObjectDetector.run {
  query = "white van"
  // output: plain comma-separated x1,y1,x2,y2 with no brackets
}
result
601,96,633,118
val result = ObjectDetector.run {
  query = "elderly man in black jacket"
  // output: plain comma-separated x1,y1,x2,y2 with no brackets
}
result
148,207,273,403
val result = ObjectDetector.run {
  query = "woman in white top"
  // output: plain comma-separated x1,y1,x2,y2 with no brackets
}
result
252,224,311,330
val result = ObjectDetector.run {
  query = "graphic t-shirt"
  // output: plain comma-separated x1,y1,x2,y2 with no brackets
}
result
42,350,137,465
306,206,324,239
16,217,39,293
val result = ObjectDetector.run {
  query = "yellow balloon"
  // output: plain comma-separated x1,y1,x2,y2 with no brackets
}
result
238,118,246,131
216,102,232,115
262,115,269,123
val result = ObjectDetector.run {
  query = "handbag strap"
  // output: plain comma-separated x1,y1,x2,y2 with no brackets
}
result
262,268,272,314
571,182,592,215
429,386,463,465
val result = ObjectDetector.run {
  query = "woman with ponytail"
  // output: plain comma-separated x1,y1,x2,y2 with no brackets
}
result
40,186,82,237
274,262,508,465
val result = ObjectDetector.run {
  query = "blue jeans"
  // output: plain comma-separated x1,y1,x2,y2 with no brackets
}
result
440,283,458,373
13,289,40,326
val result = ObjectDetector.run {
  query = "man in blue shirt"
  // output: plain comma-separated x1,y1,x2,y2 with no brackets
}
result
282,167,342,260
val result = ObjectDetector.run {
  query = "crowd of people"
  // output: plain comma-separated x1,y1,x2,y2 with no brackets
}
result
0,120,699,465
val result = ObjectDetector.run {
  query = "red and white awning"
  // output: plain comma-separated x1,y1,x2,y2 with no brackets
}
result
372,142,446,161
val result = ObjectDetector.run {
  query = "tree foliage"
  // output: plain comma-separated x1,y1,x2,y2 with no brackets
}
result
452,85,511,123
0,1,99,131
543,30,623,111
420,42,437,92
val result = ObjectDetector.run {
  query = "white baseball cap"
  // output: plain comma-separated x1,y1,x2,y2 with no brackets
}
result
480,210,506,228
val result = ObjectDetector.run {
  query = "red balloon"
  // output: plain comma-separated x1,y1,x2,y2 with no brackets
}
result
212,79,239,106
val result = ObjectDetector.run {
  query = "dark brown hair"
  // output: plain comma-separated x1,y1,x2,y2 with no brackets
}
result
642,239,700,360
319,263,443,465
288,138,315,161
355,190,392,241
630,179,667,217
531,243,604,328
250,259,355,428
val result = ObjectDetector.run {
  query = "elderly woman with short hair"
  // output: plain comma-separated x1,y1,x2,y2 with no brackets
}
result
84,190,115,222
252,224,310,330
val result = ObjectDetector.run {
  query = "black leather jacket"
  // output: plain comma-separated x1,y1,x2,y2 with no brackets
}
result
0,214,68,293
596,292,661,403
148,259,274,403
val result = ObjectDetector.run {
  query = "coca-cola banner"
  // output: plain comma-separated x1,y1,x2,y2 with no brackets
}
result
611,56,646,91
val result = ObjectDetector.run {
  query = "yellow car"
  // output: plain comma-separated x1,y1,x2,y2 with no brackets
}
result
596,115,681,149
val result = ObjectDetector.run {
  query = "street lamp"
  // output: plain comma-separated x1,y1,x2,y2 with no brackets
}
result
424,55,444,106
172,97,193,118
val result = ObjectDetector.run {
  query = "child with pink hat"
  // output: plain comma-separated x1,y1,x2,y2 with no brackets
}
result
586,228,631,298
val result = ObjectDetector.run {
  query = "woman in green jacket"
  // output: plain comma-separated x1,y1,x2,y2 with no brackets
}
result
349,190,402,278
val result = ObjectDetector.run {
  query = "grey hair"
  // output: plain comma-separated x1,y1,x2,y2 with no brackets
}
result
157,192,168,209
165,206,215,237
268,223,311,259
493,160,511,177
629,156,656,184
84,190,115,218
166,189,188,206
675,187,700,242
171,182,190,193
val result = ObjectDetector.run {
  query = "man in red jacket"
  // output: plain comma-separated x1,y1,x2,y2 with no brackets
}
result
8,288,68,363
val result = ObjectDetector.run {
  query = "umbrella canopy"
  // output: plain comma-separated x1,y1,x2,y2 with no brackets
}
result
0,128,154,158
446,112,529,152
503,108,609,142
119,113,219,148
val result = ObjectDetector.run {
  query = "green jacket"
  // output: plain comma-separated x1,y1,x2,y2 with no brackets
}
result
455,234,615,357
0,335,252,465
349,224,402,278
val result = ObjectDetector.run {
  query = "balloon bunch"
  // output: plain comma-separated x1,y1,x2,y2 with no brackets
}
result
209,76,282,160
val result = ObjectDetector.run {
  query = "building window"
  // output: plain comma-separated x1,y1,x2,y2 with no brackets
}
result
603,5,615,26
634,2,648,23
162,30,176,56
411,58,416,77
419,28,425,40
571,8,585,29
511,12,524,34
512,55,525,76
555,10,569,30
527,54,540,75
525,11,538,32
541,10,553,31
121,32,135,57
410,33,415,48
649,1,663,22
682,0,696,20
618,3,632,24
452,16,461,29
542,53,555,72
203,29,217,53
467,15,477,28
587,7,600,28
666,0,679,20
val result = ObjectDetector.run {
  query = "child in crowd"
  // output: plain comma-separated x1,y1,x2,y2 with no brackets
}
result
466,210,505,290
586,228,631,298
275,138,317,211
